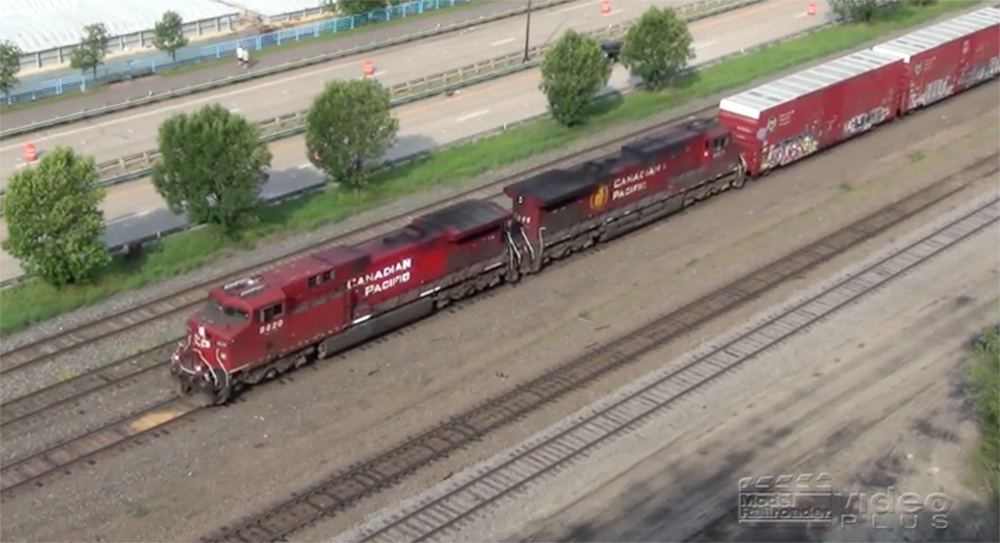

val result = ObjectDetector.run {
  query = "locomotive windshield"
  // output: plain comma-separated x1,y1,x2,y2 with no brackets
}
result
202,294,250,324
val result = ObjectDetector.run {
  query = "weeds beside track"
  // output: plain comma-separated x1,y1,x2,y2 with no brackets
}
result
202,154,1000,542
0,109,716,382
0,110,719,499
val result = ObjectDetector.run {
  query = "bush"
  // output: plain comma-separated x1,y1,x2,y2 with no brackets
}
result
968,325,999,497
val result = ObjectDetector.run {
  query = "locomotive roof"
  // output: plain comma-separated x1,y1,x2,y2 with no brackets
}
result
413,199,510,241
718,49,901,120
872,7,1000,62
505,166,602,208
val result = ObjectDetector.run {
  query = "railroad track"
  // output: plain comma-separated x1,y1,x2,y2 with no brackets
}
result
0,107,717,379
0,395,201,498
0,109,721,499
201,153,1000,542
350,193,1000,543
0,340,174,433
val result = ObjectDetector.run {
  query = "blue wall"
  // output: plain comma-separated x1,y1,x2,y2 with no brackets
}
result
5,0,474,106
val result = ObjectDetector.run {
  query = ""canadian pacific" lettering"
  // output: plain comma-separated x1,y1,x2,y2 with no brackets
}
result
611,164,664,201
348,258,413,297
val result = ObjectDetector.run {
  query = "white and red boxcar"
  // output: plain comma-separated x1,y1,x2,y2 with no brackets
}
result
872,6,1000,114
717,49,904,176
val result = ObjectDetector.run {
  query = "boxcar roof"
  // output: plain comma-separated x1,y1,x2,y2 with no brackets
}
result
872,7,1000,62
414,199,509,240
718,49,900,120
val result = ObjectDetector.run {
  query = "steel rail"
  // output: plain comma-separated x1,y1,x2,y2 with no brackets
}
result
0,395,202,498
0,106,718,378
355,193,1000,543
201,154,999,542
0,340,175,432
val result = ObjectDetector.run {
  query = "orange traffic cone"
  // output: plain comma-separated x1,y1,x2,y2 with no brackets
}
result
362,60,374,77
601,0,610,14
24,143,36,163
807,2,816,16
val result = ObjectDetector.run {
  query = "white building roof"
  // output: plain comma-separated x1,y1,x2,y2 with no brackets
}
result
0,0,239,54
872,7,1000,62
221,0,325,18
719,50,901,120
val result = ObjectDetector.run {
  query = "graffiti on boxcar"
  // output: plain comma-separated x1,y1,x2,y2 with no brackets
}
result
760,131,819,171
842,106,889,137
908,77,954,110
959,56,1000,88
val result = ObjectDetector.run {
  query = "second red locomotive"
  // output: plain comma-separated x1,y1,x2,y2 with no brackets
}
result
172,7,1000,404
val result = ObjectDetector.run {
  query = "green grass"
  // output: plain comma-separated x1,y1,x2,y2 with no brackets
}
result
0,0,982,334
158,0,497,76
1,1,496,111
0,86,109,113
968,325,999,498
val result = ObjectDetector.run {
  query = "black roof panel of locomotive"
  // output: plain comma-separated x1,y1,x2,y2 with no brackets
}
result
506,166,604,208
414,199,509,241
623,124,702,159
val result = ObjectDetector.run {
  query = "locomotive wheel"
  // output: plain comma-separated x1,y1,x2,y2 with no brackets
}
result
731,167,747,189
178,378,194,396
206,383,232,405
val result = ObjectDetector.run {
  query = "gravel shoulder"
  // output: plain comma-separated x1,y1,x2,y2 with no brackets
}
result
3,5,986,394
1,86,997,542
499,203,999,543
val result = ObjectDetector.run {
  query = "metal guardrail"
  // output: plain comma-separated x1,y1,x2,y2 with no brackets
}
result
0,0,787,289
0,0,576,140
82,0,761,187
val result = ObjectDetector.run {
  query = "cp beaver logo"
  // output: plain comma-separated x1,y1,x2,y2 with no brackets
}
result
590,185,610,211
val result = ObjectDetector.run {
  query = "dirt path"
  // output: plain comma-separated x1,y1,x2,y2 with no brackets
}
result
503,202,999,543
2,84,997,542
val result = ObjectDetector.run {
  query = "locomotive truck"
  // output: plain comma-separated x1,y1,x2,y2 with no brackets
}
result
172,7,1000,404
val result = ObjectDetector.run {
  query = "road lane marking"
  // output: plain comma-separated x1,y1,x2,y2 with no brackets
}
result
553,0,597,15
0,0,779,157
456,109,490,122
491,37,515,47
608,8,625,16
9,0,792,201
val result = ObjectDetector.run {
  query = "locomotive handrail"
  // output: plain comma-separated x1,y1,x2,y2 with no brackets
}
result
1,0,763,196
5,5,854,291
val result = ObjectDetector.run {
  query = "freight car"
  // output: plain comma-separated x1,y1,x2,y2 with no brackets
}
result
719,7,1000,176
172,7,1000,404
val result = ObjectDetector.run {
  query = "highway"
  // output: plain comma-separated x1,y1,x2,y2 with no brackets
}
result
0,0,702,186
3,0,536,123
0,0,832,283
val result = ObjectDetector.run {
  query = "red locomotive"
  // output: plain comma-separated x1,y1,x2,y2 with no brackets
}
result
172,7,1000,404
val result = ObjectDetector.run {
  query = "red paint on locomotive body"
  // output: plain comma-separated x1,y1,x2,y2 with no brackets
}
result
873,9,1000,114
504,118,743,272
172,199,513,402
174,7,1000,405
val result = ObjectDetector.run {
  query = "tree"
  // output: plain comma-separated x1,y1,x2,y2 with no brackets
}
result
152,105,272,235
830,0,910,23
621,7,695,90
152,10,189,64
305,79,399,190
539,29,613,127
69,23,110,81
1,146,109,285
0,40,23,100
330,0,383,16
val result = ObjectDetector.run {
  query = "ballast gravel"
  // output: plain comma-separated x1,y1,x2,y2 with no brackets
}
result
336,193,999,543
0,9,982,402
2,82,995,542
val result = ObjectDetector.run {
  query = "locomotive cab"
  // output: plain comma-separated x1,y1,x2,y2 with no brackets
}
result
171,276,286,404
